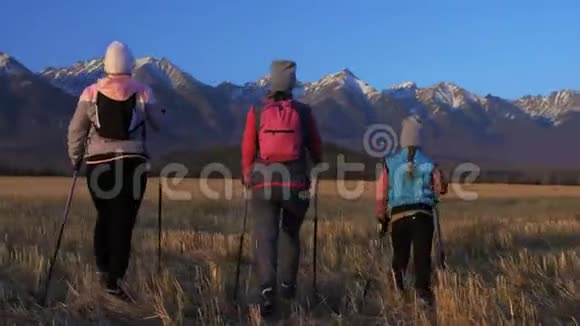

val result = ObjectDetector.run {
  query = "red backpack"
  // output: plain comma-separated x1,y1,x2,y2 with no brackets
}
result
255,99,309,163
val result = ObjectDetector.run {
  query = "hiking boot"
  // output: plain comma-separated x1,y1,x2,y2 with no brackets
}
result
96,272,108,287
393,271,405,292
259,287,275,316
416,289,435,308
105,278,133,302
106,287,130,301
280,282,296,300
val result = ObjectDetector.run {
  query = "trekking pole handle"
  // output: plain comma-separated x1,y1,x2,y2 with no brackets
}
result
379,222,388,238
312,177,319,293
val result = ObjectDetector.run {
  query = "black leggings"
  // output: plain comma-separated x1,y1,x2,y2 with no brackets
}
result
86,158,148,286
390,212,434,293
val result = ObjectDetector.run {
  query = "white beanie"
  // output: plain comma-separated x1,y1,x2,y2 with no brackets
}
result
400,115,423,148
103,41,134,75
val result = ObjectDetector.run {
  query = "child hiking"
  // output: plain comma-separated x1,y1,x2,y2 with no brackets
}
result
240,60,322,316
376,115,447,307
67,41,164,300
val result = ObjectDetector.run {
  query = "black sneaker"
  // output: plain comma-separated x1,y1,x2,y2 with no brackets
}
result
259,287,275,316
280,283,296,300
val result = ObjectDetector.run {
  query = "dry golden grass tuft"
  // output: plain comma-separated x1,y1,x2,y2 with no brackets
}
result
0,177,579,325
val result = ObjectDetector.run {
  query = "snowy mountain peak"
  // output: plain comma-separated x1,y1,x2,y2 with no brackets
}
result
433,82,463,92
336,68,356,78
311,68,378,99
384,81,419,99
40,57,105,75
238,75,270,92
0,52,11,65
67,58,103,76
552,89,579,106
423,82,482,108
256,75,270,88
515,89,580,121
389,81,417,90
134,56,204,90
322,68,358,81
135,56,157,67
0,53,33,76
40,58,105,95
135,56,173,69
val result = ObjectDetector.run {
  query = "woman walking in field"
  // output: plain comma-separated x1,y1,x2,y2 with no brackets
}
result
67,41,163,299
241,60,322,315
376,115,447,307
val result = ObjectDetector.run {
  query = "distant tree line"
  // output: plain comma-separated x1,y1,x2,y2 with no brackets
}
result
2,144,580,185
0,165,65,176
153,144,580,185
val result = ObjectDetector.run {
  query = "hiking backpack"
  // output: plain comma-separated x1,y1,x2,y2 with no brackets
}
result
255,100,309,163
93,92,144,140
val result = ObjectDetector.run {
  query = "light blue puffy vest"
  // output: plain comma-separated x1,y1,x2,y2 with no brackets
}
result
385,148,436,212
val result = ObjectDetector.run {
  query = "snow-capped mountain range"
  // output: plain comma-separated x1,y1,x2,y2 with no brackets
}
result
2,51,580,172
36,55,579,123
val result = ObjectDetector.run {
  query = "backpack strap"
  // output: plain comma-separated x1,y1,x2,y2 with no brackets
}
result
254,104,262,136
92,91,104,130
126,93,147,137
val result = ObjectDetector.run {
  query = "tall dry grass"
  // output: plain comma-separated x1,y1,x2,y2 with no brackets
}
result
0,178,579,325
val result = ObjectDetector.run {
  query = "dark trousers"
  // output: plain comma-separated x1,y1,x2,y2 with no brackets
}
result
86,158,147,287
390,212,434,294
251,187,310,290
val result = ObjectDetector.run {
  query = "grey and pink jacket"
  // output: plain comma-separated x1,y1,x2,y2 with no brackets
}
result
67,75,163,166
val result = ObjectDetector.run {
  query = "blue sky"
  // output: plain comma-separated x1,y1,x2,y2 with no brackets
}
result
2,0,579,99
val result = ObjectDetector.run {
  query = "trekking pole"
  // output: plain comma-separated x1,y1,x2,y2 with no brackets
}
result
41,168,80,306
433,205,446,269
233,187,249,302
433,202,447,269
361,221,388,304
308,178,342,316
157,178,163,274
312,178,319,293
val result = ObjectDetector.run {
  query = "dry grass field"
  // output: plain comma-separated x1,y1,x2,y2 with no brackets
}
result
1,177,580,325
